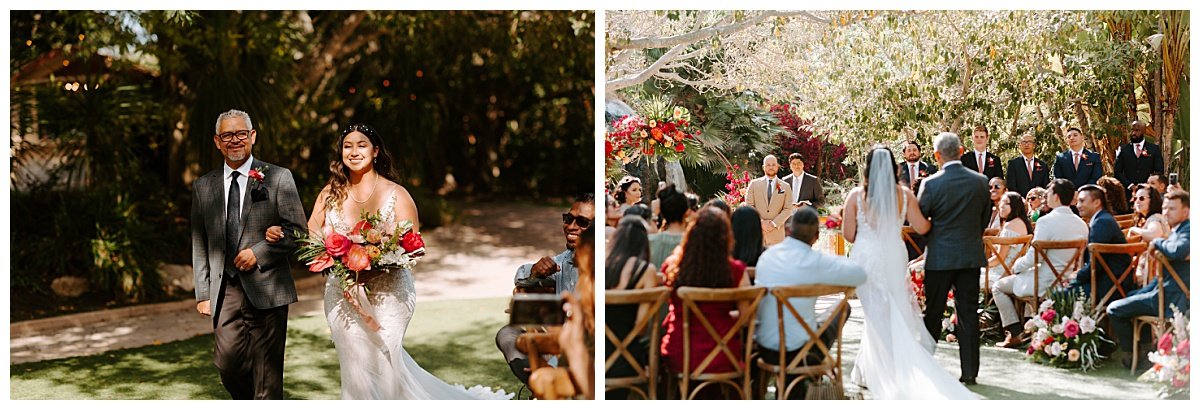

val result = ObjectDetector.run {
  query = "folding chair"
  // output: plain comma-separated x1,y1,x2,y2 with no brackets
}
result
982,234,1033,305
671,286,767,400
755,285,855,400
604,287,669,399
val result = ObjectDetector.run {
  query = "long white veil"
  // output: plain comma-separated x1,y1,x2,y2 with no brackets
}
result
864,148,900,229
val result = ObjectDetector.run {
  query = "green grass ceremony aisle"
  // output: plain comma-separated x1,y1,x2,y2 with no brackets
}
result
10,297,516,399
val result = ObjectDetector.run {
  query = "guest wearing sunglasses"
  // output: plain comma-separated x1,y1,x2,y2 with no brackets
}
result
1026,187,1048,222
987,177,1008,230
497,193,594,386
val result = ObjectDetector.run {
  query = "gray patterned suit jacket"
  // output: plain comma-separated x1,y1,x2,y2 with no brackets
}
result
192,158,307,311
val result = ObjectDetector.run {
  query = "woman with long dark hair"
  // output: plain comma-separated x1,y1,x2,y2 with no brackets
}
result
603,216,659,385
614,175,644,214
983,192,1032,296
730,205,764,269
659,207,749,378
268,123,508,399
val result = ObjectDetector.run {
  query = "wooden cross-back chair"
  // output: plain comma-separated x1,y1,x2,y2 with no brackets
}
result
1088,242,1147,321
672,286,767,400
1015,239,1087,316
1130,248,1190,374
754,285,856,400
603,287,670,399
982,234,1033,304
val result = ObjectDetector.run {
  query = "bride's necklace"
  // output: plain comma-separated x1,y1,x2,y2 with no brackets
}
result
347,173,380,204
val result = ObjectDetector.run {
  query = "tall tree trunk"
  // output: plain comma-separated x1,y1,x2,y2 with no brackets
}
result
1159,10,1188,174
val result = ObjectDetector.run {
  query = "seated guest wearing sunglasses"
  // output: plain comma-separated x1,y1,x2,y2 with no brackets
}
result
496,193,594,385
1026,187,1048,222
987,177,1008,230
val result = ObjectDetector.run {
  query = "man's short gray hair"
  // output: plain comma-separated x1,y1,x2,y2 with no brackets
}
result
762,154,778,165
215,109,253,134
934,132,962,160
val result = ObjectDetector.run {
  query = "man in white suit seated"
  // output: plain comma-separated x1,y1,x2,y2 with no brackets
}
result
991,178,1089,348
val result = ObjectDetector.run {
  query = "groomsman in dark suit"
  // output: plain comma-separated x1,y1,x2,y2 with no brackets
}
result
1005,133,1051,197
899,140,935,192
1052,127,1103,188
1113,120,1164,194
783,152,825,209
961,125,1003,180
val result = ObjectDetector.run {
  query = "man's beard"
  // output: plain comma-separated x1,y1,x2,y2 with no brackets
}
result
1131,135,1145,144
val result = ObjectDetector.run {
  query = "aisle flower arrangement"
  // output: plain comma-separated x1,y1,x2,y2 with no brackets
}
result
722,164,752,207
1139,306,1190,399
1024,289,1111,371
605,97,699,164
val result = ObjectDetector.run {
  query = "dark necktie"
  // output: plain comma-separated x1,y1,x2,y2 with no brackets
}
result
767,179,774,203
226,171,242,276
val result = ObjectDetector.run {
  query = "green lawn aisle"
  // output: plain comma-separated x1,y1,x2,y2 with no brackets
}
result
10,297,518,399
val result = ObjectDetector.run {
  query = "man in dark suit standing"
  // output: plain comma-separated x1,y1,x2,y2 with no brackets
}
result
1113,120,1164,195
1005,133,1051,197
192,109,308,399
961,125,1003,180
1068,184,1132,302
783,152,825,210
1052,127,1103,188
899,140,935,192
918,132,992,385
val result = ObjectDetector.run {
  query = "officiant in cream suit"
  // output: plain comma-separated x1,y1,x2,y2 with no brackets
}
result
746,155,793,247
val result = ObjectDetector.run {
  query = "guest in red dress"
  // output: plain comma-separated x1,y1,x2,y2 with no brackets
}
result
659,206,751,376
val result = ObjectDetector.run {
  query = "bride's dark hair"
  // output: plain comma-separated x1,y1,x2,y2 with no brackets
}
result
862,144,900,195
325,123,401,209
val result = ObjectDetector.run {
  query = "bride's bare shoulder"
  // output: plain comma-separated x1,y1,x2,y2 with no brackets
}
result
381,179,416,205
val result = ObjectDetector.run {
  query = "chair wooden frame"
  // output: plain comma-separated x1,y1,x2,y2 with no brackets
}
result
673,286,767,400
754,285,855,400
1088,242,1147,320
604,287,670,400
901,226,922,251
1131,248,1190,374
1117,218,1137,230
1015,239,1087,315
1114,213,1137,225
982,234,1033,302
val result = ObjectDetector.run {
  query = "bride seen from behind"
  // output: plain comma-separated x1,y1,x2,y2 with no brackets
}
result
842,144,977,399
268,124,510,399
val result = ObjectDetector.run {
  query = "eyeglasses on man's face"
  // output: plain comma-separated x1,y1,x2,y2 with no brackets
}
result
218,130,252,142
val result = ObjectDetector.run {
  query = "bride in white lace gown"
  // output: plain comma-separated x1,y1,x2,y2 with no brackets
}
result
843,146,976,399
301,124,511,400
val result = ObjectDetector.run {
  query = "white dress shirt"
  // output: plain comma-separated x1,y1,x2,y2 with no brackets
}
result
222,155,255,221
754,237,867,351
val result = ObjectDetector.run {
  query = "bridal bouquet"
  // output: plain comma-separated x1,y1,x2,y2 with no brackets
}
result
1139,305,1190,399
295,210,426,295
1024,289,1111,371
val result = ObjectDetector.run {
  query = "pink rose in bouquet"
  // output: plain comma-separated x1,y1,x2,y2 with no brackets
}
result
1158,332,1174,352
1041,308,1056,322
342,244,372,272
325,232,353,257
307,253,335,272
1063,319,1081,339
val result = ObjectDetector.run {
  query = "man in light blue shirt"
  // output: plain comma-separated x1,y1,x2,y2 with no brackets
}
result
755,207,866,397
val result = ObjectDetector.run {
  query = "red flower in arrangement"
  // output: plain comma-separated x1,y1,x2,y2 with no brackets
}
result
825,218,841,229
351,219,373,236
1159,331,1174,352
324,232,353,257
341,244,372,272
401,231,425,253
675,142,685,152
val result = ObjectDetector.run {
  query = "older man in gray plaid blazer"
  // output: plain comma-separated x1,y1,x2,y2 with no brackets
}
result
192,109,307,399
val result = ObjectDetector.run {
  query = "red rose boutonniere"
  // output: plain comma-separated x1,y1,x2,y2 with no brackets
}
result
248,165,269,200
987,157,995,168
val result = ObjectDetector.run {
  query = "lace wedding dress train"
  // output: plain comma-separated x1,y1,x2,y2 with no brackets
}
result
324,192,511,400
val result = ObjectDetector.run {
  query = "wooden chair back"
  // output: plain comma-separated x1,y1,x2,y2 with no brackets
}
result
1131,248,1189,373
758,285,855,400
1088,242,1147,318
1020,239,1087,310
901,226,922,251
604,287,670,399
674,286,767,400
982,234,1033,292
